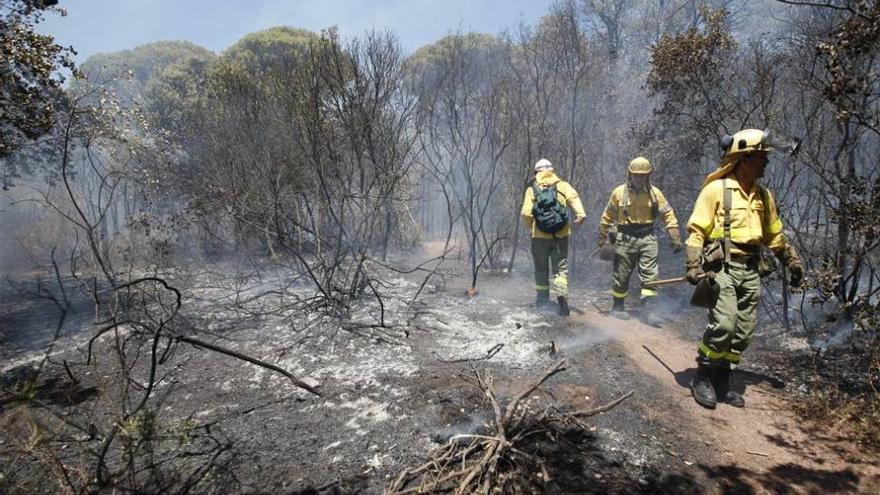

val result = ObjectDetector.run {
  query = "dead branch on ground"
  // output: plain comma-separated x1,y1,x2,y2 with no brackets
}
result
432,343,504,364
386,359,633,494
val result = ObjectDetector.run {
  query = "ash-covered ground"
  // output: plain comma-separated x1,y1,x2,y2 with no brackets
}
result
1,254,878,494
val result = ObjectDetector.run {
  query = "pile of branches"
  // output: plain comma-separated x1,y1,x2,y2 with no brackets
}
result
386,360,633,494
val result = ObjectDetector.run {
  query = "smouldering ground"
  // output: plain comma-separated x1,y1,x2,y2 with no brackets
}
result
2,257,879,493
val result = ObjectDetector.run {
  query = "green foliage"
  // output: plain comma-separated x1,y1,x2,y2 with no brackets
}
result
143,54,213,135
647,8,734,103
221,26,318,73
409,32,502,65
815,2,880,128
638,7,738,198
0,0,76,159
78,41,214,101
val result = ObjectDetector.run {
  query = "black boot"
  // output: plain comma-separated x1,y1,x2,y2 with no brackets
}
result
639,297,664,328
557,296,570,316
691,363,717,409
535,290,550,309
711,366,745,408
610,297,629,319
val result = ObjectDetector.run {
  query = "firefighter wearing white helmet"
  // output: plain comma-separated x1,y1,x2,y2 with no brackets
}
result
684,128,803,410
598,157,681,327
521,158,586,316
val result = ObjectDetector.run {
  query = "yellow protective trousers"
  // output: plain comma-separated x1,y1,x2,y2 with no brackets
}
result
697,258,761,367
532,237,569,298
611,230,658,300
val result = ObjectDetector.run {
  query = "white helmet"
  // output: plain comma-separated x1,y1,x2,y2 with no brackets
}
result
534,158,553,172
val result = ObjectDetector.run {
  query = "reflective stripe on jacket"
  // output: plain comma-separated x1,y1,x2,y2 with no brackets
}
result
685,177,786,255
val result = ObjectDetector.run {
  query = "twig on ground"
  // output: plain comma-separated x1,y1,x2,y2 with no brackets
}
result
433,343,504,363
572,390,635,418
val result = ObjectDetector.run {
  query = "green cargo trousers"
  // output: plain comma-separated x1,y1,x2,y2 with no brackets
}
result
697,258,761,367
532,237,569,298
612,233,658,300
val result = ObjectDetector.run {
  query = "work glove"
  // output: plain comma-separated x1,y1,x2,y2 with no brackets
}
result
671,239,683,253
599,243,615,261
777,244,804,288
597,228,614,261
598,225,609,248
789,262,804,288
574,215,585,225
685,245,705,285
668,228,683,253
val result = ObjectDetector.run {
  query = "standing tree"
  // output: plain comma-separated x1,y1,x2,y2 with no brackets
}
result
0,0,75,177
410,33,516,294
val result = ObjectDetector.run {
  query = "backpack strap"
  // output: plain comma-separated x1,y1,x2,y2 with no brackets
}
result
654,186,673,217
534,182,565,201
621,183,659,224
621,184,632,224
649,185,659,222
552,183,567,203
758,184,771,231
722,178,732,264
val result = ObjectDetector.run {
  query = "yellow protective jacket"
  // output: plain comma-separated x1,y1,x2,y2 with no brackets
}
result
599,184,679,232
685,176,787,255
520,170,586,239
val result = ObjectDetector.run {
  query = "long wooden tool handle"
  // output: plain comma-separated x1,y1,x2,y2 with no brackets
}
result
642,273,708,288
641,276,688,288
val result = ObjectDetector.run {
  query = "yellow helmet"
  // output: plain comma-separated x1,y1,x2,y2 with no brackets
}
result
720,129,773,158
627,156,652,174
705,128,802,186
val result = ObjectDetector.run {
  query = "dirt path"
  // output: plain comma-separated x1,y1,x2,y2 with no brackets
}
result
570,298,880,494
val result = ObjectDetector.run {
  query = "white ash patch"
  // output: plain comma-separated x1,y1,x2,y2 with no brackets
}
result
365,452,388,470
275,331,419,392
1,322,136,374
778,335,811,352
597,427,666,470
184,270,421,398
339,396,393,435
417,296,553,368
323,440,343,451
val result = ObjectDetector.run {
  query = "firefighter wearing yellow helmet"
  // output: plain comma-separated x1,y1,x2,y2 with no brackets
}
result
685,129,803,409
598,157,681,327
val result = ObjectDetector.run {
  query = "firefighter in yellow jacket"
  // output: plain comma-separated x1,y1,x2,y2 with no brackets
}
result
598,157,681,326
685,129,803,409
521,158,586,316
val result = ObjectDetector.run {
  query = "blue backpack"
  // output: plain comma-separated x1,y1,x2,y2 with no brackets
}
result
532,183,569,234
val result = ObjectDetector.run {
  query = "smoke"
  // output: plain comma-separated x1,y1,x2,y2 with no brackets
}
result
0,183,63,275
432,411,492,443
812,320,856,353
552,325,616,355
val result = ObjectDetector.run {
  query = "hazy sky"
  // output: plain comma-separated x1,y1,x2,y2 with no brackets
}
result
39,0,554,63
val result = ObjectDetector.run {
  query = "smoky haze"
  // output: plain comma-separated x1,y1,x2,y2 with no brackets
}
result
2,0,880,493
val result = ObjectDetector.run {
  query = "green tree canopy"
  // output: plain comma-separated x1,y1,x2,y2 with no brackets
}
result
79,40,214,101
0,0,75,159
221,26,318,73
